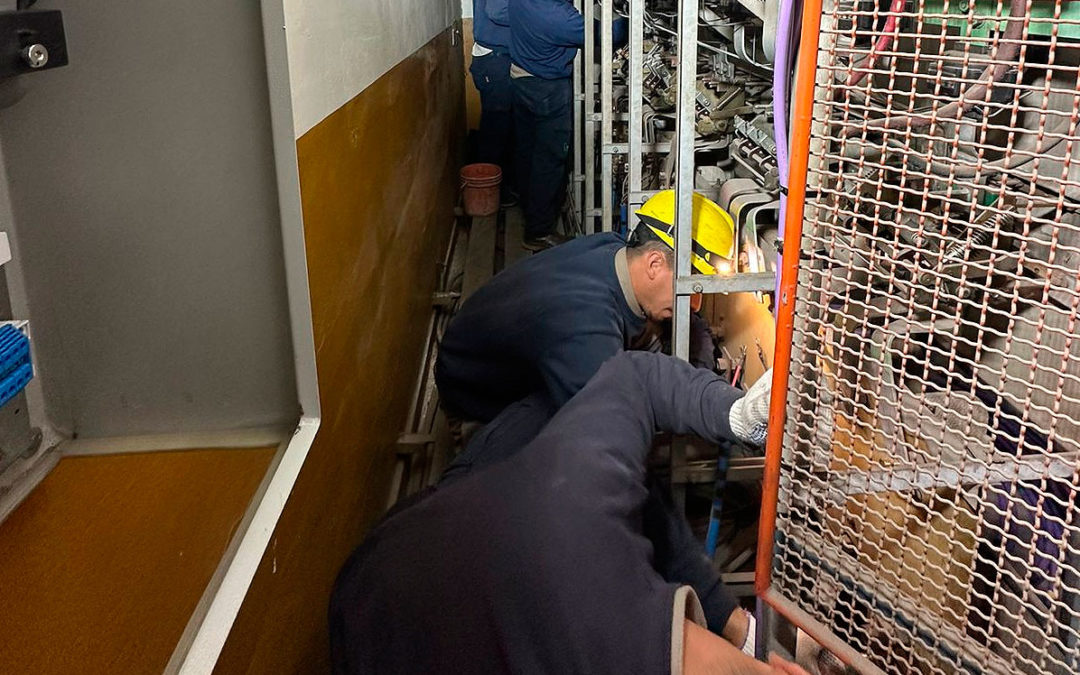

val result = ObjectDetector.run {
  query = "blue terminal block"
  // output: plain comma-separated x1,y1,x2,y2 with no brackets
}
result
0,323,32,408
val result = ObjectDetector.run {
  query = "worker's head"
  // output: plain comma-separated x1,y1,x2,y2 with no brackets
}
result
627,190,736,320
634,189,736,274
626,238,676,320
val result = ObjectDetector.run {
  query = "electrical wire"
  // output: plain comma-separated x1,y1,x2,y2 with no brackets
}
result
857,0,1029,133
847,0,907,87
773,0,801,303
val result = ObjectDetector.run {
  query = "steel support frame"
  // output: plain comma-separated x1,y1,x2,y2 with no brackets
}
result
671,0,697,362
584,0,597,232
589,1,661,237
629,0,645,216
573,0,584,230
601,0,614,232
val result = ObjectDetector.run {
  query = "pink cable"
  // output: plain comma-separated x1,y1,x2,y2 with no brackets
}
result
857,0,1028,132
847,0,906,87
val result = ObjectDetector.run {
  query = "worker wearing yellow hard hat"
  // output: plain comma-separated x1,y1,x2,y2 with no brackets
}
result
632,189,735,274
631,189,736,310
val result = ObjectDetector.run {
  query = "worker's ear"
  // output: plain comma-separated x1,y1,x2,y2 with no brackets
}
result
647,249,668,278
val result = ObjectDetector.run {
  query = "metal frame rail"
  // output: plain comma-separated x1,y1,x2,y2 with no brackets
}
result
573,0,585,231
583,0,781,351
584,0,597,231
581,0,780,612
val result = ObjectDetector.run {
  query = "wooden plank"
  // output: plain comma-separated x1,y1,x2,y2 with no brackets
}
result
461,213,497,299
504,206,530,268
0,447,275,675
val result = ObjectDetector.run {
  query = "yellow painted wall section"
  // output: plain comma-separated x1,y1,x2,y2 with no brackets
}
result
0,448,275,674
214,28,465,673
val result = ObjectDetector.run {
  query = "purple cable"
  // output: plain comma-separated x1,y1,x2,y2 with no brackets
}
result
772,0,800,306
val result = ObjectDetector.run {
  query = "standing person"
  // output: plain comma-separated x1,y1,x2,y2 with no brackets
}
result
470,0,517,204
508,0,627,250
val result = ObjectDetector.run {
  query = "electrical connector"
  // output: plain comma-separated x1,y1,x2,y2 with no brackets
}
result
0,323,32,408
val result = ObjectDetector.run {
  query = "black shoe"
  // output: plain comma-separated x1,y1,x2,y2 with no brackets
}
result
522,233,572,252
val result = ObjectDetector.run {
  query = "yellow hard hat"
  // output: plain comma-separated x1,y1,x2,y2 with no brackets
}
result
634,190,735,275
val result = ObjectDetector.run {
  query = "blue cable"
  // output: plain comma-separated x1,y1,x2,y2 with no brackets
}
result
704,453,729,557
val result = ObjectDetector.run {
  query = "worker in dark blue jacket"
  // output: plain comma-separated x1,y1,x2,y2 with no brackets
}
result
330,351,798,674
508,0,627,249
436,192,732,426
439,375,770,653
471,0,516,203
436,231,653,423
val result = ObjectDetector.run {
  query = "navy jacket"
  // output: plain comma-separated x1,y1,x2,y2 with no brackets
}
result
330,352,745,674
436,232,646,422
473,0,510,53
440,389,741,635
509,0,583,79
509,0,629,79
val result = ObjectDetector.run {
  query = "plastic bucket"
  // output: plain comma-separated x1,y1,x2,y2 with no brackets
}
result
460,163,502,217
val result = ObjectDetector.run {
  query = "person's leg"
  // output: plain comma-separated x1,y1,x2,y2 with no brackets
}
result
486,53,516,199
472,52,514,188
509,78,535,216
440,391,556,485
512,77,538,220
518,77,573,239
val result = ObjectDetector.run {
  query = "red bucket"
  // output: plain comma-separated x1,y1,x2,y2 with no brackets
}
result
460,163,502,217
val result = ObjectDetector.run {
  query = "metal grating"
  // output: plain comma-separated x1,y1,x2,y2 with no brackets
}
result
772,0,1080,672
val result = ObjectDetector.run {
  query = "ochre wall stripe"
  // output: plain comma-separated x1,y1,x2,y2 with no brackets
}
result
0,448,276,674
214,27,465,673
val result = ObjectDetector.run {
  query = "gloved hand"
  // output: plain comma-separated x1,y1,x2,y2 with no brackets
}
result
728,368,773,445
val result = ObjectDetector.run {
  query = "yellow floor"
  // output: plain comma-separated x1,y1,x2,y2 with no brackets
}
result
0,447,275,674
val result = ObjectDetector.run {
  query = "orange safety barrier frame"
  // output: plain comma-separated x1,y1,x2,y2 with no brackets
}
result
754,0,1080,671
752,1,884,671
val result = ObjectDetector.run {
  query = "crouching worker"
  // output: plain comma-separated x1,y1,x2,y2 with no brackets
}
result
435,189,734,428
329,352,802,675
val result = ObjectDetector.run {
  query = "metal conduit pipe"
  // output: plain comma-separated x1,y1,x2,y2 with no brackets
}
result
772,0,799,302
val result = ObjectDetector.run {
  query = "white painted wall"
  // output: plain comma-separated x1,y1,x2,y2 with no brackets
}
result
283,0,460,138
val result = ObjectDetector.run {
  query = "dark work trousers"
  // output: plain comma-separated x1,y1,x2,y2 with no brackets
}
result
440,392,557,485
438,391,740,635
512,75,573,239
469,51,515,194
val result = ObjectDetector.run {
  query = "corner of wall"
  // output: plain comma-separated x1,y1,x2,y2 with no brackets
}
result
214,26,465,673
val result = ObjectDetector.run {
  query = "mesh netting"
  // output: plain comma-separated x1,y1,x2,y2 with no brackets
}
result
773,1,1080,672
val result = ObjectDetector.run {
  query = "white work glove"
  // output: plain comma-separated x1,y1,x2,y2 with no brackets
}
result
740,610,757,657
728,368,773,445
